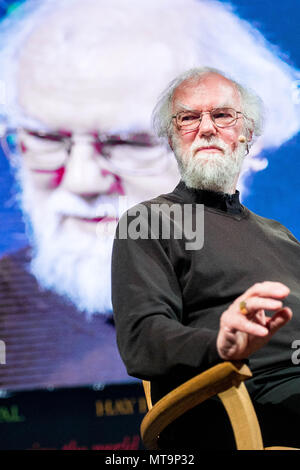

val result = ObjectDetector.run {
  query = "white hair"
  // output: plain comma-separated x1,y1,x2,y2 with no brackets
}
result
152,66,265,145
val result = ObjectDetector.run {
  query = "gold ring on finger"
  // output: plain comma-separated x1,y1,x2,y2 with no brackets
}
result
239,300,248,315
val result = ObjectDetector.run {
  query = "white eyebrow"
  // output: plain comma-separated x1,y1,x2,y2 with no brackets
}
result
174,102,195,112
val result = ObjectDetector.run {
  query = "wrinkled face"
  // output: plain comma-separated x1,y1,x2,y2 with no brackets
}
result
170,73,246,193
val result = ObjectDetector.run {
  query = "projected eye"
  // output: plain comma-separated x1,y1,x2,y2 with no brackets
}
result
27,131,65,142
21,131,66,153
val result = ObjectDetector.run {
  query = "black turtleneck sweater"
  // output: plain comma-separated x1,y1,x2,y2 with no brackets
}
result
112,181,300,404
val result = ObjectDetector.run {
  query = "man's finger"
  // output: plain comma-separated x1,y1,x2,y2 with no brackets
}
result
237,297,283,315
253,309,266,326
237,282,290,303
221,315,269,337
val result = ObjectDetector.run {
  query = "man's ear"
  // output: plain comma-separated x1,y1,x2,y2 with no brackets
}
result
247,128,253,143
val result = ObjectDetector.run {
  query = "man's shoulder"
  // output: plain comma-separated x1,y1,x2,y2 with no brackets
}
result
246,207,286,228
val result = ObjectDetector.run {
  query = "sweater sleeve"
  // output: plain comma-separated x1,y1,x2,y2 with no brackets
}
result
111,210,221,381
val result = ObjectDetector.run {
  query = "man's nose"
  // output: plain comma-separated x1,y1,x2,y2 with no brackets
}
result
196,112,217,138
60,139,121,197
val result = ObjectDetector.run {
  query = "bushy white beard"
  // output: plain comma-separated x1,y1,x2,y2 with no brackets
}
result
30,221,115,317
173,136,246,194
19,170,121,317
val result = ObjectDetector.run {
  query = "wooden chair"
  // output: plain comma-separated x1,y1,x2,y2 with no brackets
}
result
141,361,298,450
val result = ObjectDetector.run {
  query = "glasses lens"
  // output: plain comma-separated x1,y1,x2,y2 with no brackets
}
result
176,112,200,130
99,133,168,176
104,143,171,176
212,108,236,127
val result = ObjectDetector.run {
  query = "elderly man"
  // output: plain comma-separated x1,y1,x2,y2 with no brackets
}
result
0,0,299,392
112,67,300,449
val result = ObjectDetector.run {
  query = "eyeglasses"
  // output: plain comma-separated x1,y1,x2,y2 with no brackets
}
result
1,128,170,176
172,107,244,131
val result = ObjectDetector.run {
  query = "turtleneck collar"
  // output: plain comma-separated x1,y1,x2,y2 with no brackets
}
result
173,180,243,215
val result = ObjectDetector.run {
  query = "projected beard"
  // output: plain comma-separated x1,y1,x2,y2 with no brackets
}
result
19,167,119,317
172,136,246,194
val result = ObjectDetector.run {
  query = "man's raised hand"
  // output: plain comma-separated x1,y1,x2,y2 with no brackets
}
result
216,281,293,360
